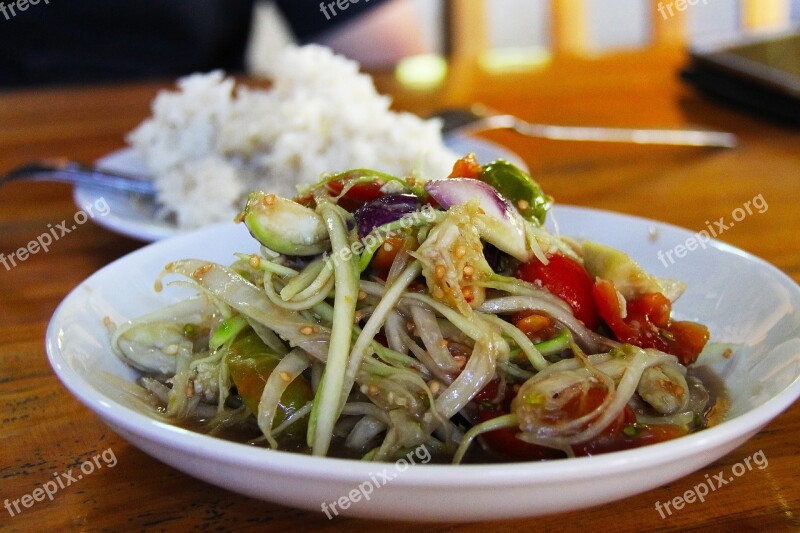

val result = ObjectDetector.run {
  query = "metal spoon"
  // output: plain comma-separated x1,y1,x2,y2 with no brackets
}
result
0,159,157,200
436,104,738,148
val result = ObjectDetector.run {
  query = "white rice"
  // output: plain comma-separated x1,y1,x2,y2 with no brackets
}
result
128,45,456,229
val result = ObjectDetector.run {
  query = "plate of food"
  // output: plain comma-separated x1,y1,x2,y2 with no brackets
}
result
48,154,800,521
77,45,525,243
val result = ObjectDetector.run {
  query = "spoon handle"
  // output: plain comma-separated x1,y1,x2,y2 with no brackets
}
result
438,105,738,149
1,159,157,198
488,115,738,148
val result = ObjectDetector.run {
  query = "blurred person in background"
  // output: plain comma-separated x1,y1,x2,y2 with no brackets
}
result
0,0,426,87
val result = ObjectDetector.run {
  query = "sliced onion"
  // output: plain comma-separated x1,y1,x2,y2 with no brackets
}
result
425,178,512,220
354,193,422,238
424,179,528,261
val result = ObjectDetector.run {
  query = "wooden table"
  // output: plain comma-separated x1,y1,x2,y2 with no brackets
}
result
1,48,799,531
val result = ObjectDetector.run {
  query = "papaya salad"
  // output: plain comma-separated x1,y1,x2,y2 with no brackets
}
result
109,154,720,463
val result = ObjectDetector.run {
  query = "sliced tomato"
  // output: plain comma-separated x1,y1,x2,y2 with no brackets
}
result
526,382,639,457
225,332,313,439
369,233,405,275
476,407,565,460
543,384,636,439
592,279,641,340
473,379,561,460
326,179,384,211
592,279,709,365
573,424,688,456
627,292,671,328
448,153,482,179
664,321,711,366
474,381,636,460
516,254,600,330
512,312,558,343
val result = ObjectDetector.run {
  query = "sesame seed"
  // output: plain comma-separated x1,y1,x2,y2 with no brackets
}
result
517,199,530,210
279,372,292,383
433,287,445,299
368,385,379,396
263,193,276,206
249,255,261,268
192,264,212,279
428,380,442,395
453,355,467,369
383,242,394,252
463,265,475,278
299,325,314,335
358,290,368,301
435,264,446,279
455,246,467,259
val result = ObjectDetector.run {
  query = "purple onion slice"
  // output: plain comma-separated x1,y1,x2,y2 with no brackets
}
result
354,193,422,238
424,179,529,261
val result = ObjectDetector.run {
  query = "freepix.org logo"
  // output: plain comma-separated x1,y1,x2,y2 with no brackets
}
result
0,0,51,21
319,0,373,21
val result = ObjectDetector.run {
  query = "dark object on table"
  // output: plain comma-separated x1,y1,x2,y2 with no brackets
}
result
681,32,800,126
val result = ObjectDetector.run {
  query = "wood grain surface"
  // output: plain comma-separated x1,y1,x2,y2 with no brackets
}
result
1,49,799,532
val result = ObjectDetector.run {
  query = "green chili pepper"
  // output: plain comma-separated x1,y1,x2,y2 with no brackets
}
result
479,160,551,225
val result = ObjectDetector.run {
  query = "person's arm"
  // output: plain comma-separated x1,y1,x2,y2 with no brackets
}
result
315,0,427,67
274,0,427,68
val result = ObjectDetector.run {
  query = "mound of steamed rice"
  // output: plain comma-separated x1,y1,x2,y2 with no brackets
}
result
128,45,456,229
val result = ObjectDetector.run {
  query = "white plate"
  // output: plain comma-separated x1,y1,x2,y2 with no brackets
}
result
46,206,800,521
76,136,527,242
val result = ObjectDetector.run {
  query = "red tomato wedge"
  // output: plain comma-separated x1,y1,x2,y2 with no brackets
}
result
474,381,636,460
516,254,600,330
448,153,482,179
573,424,689,456
592,279,709,365
474,380,563,460
326,179,384,212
